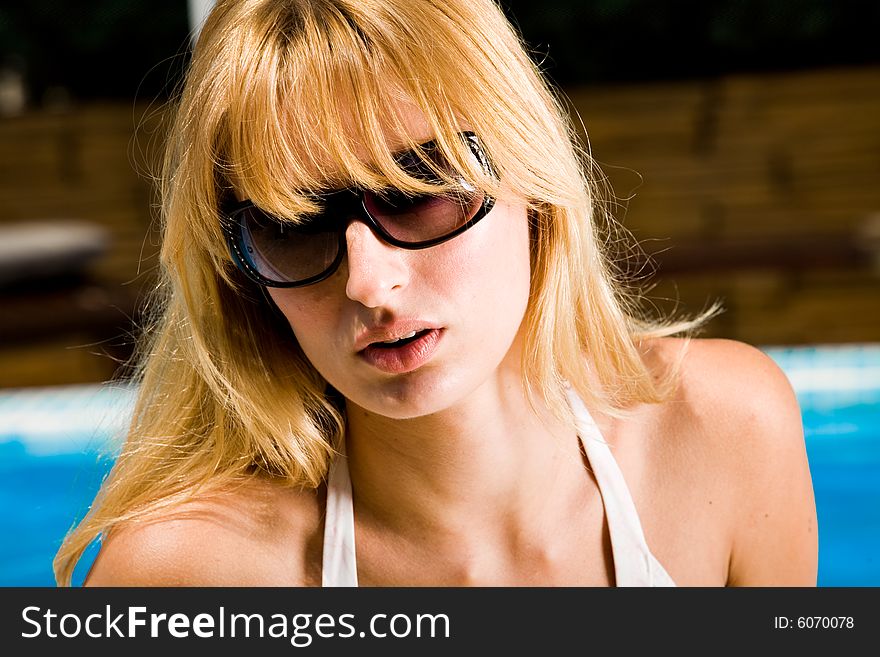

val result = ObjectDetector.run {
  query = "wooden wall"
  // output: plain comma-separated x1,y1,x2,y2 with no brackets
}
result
0,65,878,387
568,65,880,345
0,103,166,386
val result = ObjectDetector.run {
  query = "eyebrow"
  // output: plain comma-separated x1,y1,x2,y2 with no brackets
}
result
304,138,451,194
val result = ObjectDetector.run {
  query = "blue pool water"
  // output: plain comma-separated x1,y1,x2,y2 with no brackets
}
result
0,344,878,586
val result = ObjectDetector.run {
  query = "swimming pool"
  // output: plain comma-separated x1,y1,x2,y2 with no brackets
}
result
1,343,877,586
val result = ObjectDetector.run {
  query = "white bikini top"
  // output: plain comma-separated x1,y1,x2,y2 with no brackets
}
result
322,386,676,587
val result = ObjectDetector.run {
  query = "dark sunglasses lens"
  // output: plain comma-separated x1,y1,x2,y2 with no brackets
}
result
362,144,486,242
363,189,484,242
238,207,338,283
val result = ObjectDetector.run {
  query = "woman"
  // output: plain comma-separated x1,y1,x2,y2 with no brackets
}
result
55,0,817,586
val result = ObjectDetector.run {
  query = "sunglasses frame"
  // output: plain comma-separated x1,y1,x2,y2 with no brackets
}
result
221,132,496,288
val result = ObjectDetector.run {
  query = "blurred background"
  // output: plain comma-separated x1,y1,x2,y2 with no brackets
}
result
0,1,877,585
0,1,878,386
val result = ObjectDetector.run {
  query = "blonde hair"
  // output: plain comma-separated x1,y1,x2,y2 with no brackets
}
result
54,0,716,585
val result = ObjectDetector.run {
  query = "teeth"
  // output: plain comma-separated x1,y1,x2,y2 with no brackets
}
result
381,330,419,344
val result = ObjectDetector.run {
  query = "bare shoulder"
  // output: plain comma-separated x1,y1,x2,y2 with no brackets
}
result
85,478,324,586
642,337,805,441
642,337,818,585
644,336,794,403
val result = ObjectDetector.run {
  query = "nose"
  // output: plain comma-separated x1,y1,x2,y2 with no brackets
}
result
343,220,409,307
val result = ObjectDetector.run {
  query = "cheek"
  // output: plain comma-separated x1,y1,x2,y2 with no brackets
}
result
267,287,340,356
439,202,532,334
470,202,531,293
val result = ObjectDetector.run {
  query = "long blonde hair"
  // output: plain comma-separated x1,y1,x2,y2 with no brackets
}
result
55,0,715,585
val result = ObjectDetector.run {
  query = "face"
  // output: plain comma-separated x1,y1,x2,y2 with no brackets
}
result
267,106,532,420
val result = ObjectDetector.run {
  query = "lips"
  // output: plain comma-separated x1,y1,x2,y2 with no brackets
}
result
356,323,444,374
370,328,430,348
354,320,443,352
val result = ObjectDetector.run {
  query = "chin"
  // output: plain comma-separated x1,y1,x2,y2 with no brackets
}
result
346,369,471,420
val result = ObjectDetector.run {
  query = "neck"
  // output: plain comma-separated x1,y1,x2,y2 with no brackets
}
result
343,369,586,544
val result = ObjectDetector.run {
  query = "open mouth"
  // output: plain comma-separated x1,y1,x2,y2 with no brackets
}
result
370,329,432,349
359,328,444,374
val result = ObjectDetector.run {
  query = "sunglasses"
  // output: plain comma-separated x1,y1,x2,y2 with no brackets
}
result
222,132,496,288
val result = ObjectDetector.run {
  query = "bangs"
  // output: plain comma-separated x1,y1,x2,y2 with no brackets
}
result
215,2,499,224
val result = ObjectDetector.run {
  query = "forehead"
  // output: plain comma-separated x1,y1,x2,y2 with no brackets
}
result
212,0,509,204
227,78,471,204
327,91,438,170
